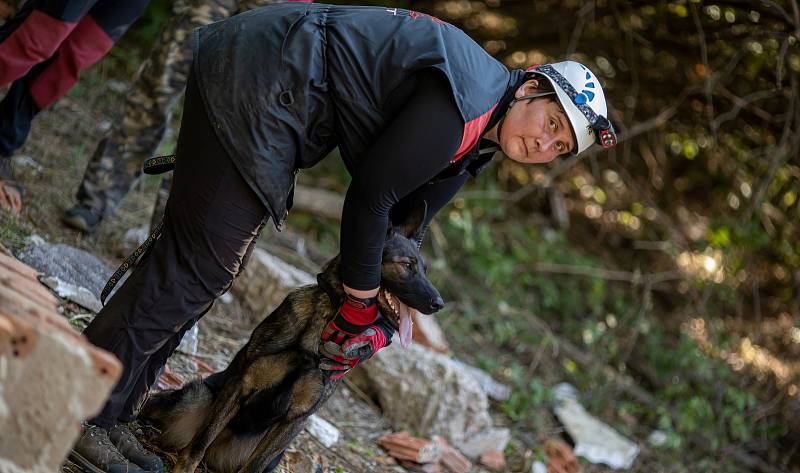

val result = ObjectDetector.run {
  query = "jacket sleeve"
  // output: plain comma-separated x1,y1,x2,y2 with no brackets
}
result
339,72,464,290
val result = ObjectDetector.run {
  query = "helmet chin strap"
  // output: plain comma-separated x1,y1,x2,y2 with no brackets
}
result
495,91,555,143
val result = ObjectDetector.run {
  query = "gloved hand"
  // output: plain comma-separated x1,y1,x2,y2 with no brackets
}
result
319,294,394,381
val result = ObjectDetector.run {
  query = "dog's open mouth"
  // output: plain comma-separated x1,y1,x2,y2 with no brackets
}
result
379,288,414,348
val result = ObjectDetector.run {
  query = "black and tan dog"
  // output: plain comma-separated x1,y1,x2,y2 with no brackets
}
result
139,204,443,473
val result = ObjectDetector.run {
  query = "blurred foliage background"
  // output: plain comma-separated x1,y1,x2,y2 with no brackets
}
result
55,0,800,471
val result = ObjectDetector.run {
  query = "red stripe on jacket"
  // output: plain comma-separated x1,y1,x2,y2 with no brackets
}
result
0,10,76,88
450,104,497,162
29,15,114,109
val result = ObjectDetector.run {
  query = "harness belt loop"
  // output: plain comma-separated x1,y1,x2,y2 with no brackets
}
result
279,90,294,106
143,154,177,175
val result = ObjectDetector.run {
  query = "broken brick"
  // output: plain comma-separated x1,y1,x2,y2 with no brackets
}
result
545,438,581,473
432,436,472,473
479,451,506,472
378,432,442,464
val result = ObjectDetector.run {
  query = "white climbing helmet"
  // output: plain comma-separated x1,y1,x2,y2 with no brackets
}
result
527,61,617,155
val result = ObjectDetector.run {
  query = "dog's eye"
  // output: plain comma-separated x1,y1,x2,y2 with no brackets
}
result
403,262,414,270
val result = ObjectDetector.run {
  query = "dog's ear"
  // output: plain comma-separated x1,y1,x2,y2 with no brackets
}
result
395,200,428,240
317,255,345,306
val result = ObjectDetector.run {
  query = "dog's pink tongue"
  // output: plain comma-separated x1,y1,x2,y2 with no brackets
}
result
397,302,414,348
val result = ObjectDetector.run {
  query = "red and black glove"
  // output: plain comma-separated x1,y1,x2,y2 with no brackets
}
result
319,293,394,381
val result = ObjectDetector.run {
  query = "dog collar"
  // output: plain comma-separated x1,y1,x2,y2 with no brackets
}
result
344,293,378,309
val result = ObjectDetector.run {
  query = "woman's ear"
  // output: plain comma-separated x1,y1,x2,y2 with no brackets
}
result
515,79,540,99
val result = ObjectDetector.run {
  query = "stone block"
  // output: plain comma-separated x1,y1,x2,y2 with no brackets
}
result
0,252,121,473
412,312,450,354
231,248,315,319
352,344,507,458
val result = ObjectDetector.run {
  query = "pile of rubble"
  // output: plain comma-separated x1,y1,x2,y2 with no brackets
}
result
228,246,642,471
0,235,641,473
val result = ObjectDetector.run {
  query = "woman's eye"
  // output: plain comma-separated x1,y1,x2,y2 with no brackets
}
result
550,119,557,130
556,142,565,152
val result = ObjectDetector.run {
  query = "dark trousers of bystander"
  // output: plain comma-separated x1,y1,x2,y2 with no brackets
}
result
0,0,150,158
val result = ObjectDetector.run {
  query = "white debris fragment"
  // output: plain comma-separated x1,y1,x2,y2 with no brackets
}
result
553,382,579,401
106,79,129,93
531,461,547,473
219,291,234,304
451,358,512,401
305,414,339,448
178,325,200,356
27,234,46,246
648,430,668,447
97,120,113,132
460,427,510,459
552,382,640,470
20,236,113,304
40,276,102,313
123,226,150,248
12,155,43,174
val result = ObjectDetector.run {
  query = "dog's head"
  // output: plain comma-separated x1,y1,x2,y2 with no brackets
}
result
377,202,444,347
317,202,444,345
377,200,443,311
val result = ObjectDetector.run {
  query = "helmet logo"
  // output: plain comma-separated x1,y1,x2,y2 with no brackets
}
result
574,72,596,105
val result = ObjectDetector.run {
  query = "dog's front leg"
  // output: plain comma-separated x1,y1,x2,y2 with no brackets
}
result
237,417,307,473
173,380,242,473
238,370,328,473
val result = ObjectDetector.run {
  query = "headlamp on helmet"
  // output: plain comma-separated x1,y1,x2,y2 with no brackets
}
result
592,116,617,149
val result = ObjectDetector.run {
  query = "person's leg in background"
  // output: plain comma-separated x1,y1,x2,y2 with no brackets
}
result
0,0,150,215
25,0,151,111
0,0,90,88
0,0,92,214
70,72,270,473
63,0,238,232
64,0,311,233
0,75,37,214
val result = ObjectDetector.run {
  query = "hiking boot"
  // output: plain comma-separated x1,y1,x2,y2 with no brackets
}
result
62,204,102,233
108,424,164,473
69,423,146,473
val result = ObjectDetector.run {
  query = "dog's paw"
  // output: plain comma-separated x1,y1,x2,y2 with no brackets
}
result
171,459,195,473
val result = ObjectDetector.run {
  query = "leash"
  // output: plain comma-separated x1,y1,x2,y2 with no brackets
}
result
100,154,176,304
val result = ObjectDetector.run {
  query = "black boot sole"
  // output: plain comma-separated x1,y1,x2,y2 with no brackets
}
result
67,450,144,473
67,450,110,473
61,213,100,233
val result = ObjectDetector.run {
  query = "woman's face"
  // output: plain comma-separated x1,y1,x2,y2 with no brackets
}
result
498,80,577,164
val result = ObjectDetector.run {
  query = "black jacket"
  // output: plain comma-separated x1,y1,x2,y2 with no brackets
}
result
193,3,516,228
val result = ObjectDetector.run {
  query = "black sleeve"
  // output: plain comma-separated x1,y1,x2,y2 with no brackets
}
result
390,172,470,247
340,72,464,290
